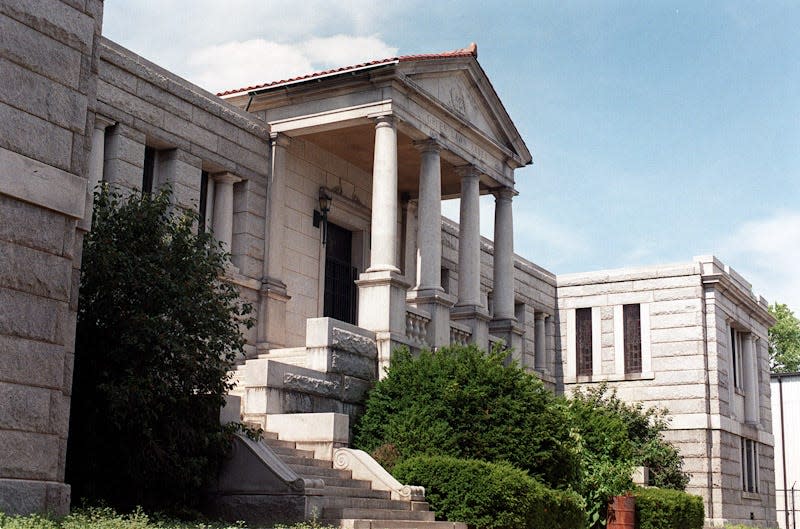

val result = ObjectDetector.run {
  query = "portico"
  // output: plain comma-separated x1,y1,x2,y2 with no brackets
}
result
221,44,532,370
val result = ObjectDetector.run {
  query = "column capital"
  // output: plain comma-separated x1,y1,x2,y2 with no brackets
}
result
455,165,480,179
270,132,291,148
94,114,115,130
212,172,242,185
535,312,548,321
492,186,517,201
413,138,441,153
373,114,395,128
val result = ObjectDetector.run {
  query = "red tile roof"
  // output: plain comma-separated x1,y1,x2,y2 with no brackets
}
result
217,43,478,97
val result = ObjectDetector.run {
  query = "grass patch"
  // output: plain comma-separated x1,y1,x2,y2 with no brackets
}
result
0,507,335,529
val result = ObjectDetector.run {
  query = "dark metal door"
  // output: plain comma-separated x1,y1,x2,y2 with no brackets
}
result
323,223,358,325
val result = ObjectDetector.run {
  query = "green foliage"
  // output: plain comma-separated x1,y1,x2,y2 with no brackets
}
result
67,188,254,512
567,385,690,527
393,455,586,529
632,488,704,529
353,345,580,489
0,505,329,529
769,303,800,373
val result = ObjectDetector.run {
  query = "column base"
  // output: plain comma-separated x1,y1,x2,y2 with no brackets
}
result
407,288,456,349
256,277,291,353
450,304,491,349
355,270,411,372
489,318,526,364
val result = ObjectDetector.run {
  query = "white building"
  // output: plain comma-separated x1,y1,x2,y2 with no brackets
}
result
772,372,800,529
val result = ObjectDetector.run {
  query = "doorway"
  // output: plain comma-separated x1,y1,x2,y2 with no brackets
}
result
323,222,358,325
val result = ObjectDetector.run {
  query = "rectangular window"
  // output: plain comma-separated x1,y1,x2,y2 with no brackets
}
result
576,307,593,376
142,146,156,193
199,170,209,232
741,438,758,493
624,304,642,373
731,327,744,390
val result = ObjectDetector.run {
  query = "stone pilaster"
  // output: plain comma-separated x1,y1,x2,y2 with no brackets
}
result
534,313,547,372
257,134,291,351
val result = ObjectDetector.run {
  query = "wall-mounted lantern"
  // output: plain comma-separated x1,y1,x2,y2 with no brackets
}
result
313,187,333,244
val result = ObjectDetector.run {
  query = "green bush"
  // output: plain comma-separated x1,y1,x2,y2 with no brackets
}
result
393,455,586,529
633,488,704,529
354,345,580,489
66,188,254,512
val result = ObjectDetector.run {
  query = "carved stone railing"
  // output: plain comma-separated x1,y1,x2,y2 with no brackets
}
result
488,334,506,351
405,306,431,349
449,320,472,346
333,448,425,501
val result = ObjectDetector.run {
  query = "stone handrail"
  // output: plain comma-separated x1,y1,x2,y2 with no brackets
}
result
449,321,471,346
487,334,506,351
405,306,431,348
333,448,425,501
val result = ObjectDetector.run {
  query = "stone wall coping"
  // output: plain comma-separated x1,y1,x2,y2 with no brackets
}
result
100,38,270,139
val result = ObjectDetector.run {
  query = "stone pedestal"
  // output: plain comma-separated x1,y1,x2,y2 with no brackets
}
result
451,304,491,349
407,288,456,349
356,270,411,374
489,318,525,360
257,278,291,353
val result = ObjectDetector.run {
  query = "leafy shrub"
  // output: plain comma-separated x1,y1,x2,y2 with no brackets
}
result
633,487,704,529
567,384,690,527
393,455,586,529
66,188,254,512
354,345,580,489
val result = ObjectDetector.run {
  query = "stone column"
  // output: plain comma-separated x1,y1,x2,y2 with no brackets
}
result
212,172,242,253
534,313,547,372
407,139,455,348
368,115,399,273
743,334,759,424
415,139,443,291
456,166,481,306
492,188,515,319
357,115,409,374
257,134,291,351
451,166,489,346
80,115,114,230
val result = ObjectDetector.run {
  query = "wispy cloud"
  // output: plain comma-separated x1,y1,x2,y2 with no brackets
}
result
718,210,800,310
187,35,398,93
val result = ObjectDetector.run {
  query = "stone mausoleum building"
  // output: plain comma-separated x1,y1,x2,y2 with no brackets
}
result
0,2,778,527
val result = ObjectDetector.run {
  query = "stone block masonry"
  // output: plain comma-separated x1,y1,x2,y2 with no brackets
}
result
0,0,104,515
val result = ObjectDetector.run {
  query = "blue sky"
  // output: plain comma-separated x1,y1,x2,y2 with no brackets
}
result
104,1,800,309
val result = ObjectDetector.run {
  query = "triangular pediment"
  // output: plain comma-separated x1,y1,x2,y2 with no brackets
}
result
400,62,531,166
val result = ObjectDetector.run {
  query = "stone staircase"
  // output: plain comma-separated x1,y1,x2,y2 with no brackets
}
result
259,431,465,529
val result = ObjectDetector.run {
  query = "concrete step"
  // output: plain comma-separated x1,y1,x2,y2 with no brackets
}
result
268,446,317,459
323,509,435,522
331,521,467,529
261,437,300,450
289,464,353,479
311,496,414,511
306,486,391,500
260,431,279,440
281,455,333,468
302,474,373,489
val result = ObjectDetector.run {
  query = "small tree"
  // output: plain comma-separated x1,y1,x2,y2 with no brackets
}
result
66,188,254,511
768,302,800,373
567,384,689,528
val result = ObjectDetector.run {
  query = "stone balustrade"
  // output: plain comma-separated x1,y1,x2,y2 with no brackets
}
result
488,334,506,351
449,321,472,346
405,306,432,349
